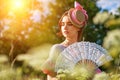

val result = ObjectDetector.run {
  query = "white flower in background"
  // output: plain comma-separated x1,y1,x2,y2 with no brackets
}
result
3,25,10,30
30,9,41,23
103,29,120,58
30,0,56,23
93,72,111,80
93,12,111,24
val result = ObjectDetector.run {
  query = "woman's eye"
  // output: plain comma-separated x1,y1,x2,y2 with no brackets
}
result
60,22,73,26
68,23,73,26
61,22,65,26
60,22,65,26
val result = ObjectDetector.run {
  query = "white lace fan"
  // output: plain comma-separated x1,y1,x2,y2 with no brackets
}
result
55,42,113,72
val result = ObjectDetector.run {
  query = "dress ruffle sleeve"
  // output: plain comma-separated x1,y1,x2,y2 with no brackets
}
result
41,44,64,76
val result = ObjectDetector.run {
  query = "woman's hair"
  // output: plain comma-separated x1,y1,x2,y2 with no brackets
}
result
57,11,85,41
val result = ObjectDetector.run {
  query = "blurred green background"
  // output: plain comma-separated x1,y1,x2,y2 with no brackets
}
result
0,0,120,80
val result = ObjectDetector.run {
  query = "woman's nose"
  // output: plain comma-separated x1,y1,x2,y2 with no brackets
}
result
64,23,68,29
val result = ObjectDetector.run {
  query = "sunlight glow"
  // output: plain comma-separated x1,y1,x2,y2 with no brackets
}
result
10,0,25,10
14,0,23,8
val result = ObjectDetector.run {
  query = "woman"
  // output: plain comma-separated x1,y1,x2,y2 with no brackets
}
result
41,1,101,80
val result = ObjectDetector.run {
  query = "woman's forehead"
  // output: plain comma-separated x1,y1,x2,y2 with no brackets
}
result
62,16,71,22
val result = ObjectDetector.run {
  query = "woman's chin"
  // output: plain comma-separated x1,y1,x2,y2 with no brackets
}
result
63,35,70,38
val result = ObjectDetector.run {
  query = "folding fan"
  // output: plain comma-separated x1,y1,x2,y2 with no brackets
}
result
55,42,113,72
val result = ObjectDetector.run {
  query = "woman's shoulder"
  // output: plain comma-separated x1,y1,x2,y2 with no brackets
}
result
51,44,66,49
50,44,66,53
49,44,65,60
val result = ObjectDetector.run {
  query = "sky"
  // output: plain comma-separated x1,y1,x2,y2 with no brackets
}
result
96,0,120,14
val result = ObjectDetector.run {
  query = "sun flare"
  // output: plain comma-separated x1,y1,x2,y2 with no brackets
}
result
10,0,25,10
14,0,23,8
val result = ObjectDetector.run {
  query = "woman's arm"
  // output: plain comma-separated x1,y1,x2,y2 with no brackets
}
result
41,44,61,77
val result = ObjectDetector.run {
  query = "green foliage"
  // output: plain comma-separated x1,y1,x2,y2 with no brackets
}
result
93,72,111,80
56,64,95,80
103,29,120,58
0,64,22,80
93,12,112,25
110,73,120,80
0,44,52,80
93,10,120,30
16,43,52,70
102,29,120,72
105,18,120,29
92,9,120,44
93,72,120,80
0,37,29,62
0,55,8,64
56,69,120,80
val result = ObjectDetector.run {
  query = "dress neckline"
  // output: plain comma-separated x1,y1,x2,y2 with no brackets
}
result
59,44,67,48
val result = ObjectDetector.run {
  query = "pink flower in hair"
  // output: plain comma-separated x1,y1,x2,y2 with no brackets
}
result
68,1,88,28
74,1,88,20
74,1,83,10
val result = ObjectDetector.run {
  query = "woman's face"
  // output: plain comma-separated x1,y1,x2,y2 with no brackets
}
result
60,15,80,38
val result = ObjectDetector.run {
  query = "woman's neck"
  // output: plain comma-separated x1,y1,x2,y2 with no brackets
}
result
61,36,78,47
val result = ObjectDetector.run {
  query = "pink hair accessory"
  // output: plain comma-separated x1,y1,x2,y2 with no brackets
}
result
68,1,88,28
74,1,83,10
71,9,84,25
74,1,88,20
